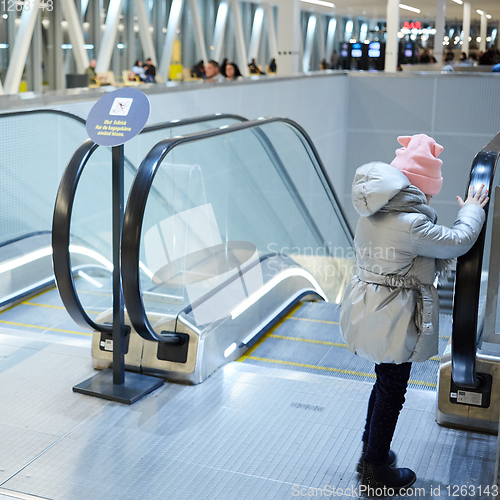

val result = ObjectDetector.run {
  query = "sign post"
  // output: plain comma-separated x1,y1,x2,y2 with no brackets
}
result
73,88,163,404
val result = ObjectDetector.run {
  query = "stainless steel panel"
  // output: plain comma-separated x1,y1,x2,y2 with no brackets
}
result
437,339,500,433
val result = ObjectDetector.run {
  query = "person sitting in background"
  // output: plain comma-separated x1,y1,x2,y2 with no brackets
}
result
320,58,329,70
219,58,228,79
269,58,277,73
419,48,431,63
191,60,206,79
224,62,243,81
86,58,98,84
204,60,226,83
144,58,156,83
479,47,495,66
248,58,264,75
132,60,146,82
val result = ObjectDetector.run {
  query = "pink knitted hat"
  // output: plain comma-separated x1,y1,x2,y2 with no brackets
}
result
390,134,444,196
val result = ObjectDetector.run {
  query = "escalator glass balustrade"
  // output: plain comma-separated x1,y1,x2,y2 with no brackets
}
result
109,118,354,383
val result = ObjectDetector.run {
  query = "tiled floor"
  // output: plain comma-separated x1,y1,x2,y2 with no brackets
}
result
0,295,496,499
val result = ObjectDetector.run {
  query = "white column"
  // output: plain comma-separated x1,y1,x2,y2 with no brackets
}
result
249,7,264,61
231,0,249,77
3,0,41,95
263,4,278,60
133,0,157,66
303,14,316,72
480,12,487,52
385,0,399,72
462,2,471,56
158,0,184,81
434,0,446,64
188,0,208,64
317,14,326,64
325,18,337,62
96,0,125,73
212,1,229,62
275,0,301,76
60,0,90,73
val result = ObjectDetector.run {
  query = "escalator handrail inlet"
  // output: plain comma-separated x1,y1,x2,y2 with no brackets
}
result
452,132,500,388
121,117,353,343
51,114,248,334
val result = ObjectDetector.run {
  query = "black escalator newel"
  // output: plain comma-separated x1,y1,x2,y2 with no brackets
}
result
98,324,131,355
157,332,189,364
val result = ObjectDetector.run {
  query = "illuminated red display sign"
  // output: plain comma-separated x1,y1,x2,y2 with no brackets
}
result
403,22,422,30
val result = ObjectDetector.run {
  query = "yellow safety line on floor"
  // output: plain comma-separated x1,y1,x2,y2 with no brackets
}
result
271,334,347,348
0,319,91,336
0,287,57,315
290,316,339,325
237,303,303,362
245,356,437,388
22,301,101,315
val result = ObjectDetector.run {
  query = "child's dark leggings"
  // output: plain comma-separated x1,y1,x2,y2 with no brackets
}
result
362,362,412,465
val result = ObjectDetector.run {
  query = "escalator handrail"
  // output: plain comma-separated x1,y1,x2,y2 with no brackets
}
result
121,117,353,342
52,139,110,333
452,131,500,388
0,108,248,135
52,114,248,333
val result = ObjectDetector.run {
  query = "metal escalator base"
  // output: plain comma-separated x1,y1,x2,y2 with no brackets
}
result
240,302,451,392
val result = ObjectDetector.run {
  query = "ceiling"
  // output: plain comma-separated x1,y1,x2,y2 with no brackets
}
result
310,1,500,22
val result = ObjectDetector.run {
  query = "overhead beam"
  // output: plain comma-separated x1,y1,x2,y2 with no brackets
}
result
60,0,90,73
188,0,208,64
212,1,229,63
3,0,41,95
325,17,336,62
96,0,125,73
231,0,249,77
133,0,158,66
303,14,316,72
159,0,184,81
263,4,278,60
249,7,264,61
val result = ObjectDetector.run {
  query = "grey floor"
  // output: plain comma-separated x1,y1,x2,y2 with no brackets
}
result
0,290,497,500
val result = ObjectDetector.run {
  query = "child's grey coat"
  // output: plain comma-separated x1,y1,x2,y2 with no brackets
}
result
340,162,485,364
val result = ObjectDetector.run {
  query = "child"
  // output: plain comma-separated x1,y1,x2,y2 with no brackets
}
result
340,134,488,494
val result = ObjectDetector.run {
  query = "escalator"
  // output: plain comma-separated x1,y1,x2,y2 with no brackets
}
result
437,131,500,433
52,114,486,393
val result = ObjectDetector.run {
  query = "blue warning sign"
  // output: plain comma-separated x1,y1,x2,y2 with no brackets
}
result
86,87,150,147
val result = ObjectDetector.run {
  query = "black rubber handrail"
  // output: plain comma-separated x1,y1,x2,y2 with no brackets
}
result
121,117,353,342
52,114,247,333
452,131,500,389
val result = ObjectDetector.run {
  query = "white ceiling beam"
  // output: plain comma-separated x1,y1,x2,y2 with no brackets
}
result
159,0,185,81
133,0,158,67
96,0,125,73
3,0,41,95
60,0,90,73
